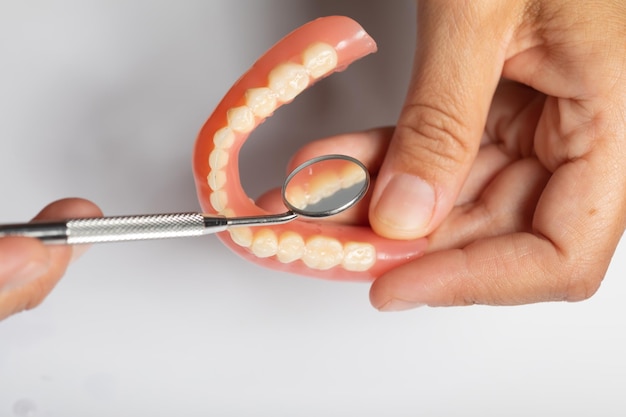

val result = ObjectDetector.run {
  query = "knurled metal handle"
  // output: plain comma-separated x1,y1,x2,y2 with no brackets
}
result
65,213,215,244
0,211,294,245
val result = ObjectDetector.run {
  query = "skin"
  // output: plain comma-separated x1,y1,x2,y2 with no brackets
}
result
293,0,626,309
0,199,101,320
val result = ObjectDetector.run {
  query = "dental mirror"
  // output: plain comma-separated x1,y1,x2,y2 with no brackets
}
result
282,154,369,218
0,154,369,245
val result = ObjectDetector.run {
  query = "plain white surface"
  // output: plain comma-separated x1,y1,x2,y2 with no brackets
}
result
1,1,625,416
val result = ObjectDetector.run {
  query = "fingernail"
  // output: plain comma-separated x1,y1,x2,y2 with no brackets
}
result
378,299,425,312
373,173,435,238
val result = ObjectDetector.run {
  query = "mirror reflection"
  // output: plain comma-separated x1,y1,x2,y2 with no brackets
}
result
282,155,369,218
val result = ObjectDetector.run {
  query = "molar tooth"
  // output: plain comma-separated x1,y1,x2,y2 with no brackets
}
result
210,190,228,212
268,63,310,102
251,228,278,258
230,227,253,248
302,42,338,78
277,231,305,263
227,106,255,133
213,127,235,149
303,236,343,270
209,149,229,170
208,170,227,191
245,87,277,118
342,242,376,272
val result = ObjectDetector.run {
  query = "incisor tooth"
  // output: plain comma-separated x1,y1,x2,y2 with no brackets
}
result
268,63,309,102
302,42,338,78
213,127,235,149
209,149,229,170
245,87,277,118
230,227,253,248
303,236,343,270
251,228,278,258
210,190,228,212
277,231,305,263
227,106,255,133
342,242,376,271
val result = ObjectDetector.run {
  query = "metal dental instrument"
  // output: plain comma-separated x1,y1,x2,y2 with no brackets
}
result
0,155,369,245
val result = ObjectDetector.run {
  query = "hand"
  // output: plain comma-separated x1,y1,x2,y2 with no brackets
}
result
286,1,626,309
0,198,101,320
366,0,626,309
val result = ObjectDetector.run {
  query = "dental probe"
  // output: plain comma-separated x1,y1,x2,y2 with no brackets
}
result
0,211,297,245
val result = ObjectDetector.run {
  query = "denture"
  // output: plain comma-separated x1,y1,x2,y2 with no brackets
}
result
193,16,427,281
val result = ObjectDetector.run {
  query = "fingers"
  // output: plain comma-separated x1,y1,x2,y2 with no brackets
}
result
427,156,550,252
0,198,101,320
424,82,548,250
369,1,521,240
371,161,616,309
32,198,102,261
370,86,626,310
0,237,50,292
370,233,562,309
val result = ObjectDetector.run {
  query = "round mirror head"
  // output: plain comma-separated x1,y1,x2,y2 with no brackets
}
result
282,154,370,218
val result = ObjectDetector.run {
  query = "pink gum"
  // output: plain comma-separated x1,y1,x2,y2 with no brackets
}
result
193,16,427,281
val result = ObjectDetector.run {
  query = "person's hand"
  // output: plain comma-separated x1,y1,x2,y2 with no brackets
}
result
286,0,625,309
366,0,626,309
0,198,101,320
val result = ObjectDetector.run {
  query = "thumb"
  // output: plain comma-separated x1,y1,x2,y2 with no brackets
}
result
370,2,514,239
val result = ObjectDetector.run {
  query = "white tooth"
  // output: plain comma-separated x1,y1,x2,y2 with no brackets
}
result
209,149,229,170
268,63,309,102
307,193,322,205
302,236,343,270
227,106,255,133
210,190,228,212
342,242,376,271
284,185,308,210
251,228,278,258
245,87,277,118
230,227,253,248
340,163,367,189
208,170,227,191
302,42,338,78
221,208,236,217
276,231,305,263
213,127,235,149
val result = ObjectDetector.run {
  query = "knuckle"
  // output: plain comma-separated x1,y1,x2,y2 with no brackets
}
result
395,101,475,175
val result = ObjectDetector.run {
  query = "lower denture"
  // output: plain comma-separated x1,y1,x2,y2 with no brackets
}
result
193,16,427,281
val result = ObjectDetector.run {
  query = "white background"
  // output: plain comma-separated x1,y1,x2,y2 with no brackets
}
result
1,1,625,416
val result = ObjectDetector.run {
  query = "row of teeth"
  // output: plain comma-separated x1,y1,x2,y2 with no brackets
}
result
285,165,368,211
206,42,376,272
226,221,375,271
